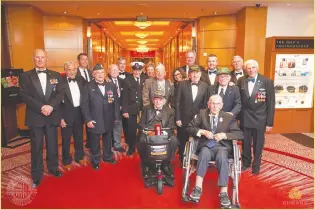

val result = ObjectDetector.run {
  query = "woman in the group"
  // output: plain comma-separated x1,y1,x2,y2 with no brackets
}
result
146,64,155,78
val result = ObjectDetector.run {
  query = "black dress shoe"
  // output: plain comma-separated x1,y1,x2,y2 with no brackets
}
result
49,170,63,177
103,159,117,164
92,163,100,170
32,180,40,188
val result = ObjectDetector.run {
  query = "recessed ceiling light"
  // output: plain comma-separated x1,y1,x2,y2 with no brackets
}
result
140,12,143,15
63,11,67,14
97,13,100,15
214,12,217,15
287,4,290,6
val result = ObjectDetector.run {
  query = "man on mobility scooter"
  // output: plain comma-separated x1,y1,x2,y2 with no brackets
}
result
137,89,179,187
186,95,243,208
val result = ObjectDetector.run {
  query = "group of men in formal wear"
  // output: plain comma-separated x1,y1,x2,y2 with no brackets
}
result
20,48,275,208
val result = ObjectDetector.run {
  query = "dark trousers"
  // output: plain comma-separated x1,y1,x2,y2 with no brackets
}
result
178,125,190,161
61,107,84,165
89,131,112,165
125,114,138,154
242,127,265,171
122,116,128,145
197,146,229,187
85,124,90,147
137,134,179,165
29,125,59,181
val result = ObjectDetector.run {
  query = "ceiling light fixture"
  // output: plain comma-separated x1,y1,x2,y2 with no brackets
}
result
133,21,152,29
214,12,217,15
137,40,148,44
134,32,149,39
287,4,290,6
64,11,67,14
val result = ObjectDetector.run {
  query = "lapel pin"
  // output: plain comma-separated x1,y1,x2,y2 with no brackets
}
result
219,117,223,123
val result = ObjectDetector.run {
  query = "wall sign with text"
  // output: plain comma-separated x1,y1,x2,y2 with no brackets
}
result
275,39,314,49
274,54,314,108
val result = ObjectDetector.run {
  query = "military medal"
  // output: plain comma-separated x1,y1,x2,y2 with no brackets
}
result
106,90,114,103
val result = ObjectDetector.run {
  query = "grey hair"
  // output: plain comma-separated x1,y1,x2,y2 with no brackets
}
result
244,59,259,69
208,94,223,105
64,61,76,69
155,62,165,73
232,55,244,63
185,50,196,58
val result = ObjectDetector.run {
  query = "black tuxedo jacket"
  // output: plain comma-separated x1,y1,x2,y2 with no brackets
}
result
175,80,208,126
20,69,64,127
81,80,120,134
187,110,244,153
77,68,93,81
207,85,242,117
122,74,146,115
138,105,176,135
200,68,218,86
237,74,275,129
59,76,86,125
230,70,246,85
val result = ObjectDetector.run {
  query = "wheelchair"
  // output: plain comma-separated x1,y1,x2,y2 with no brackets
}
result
142,128,175,195
181,137,242,209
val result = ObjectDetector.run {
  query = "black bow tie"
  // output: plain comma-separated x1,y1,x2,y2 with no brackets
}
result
208,70,217,75
37,70,47,74
154,109,162,112
119,72,125,75
191,83,199,86
97,82,105,86
247,78,255,83
235,72,243,76
68,78,76,82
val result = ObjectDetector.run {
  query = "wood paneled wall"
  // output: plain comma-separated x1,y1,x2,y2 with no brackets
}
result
236,7,268,74
197,15,236,69
44,16,84,73
6,5,45,129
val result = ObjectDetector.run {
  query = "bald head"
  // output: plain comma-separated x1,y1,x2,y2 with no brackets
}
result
33,49,48,70
108,64,119,78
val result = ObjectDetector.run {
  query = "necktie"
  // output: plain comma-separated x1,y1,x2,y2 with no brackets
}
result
68,78,76,82
235,72,243,76
84,69,89,81
207,116,217,149
208,70,217,75
136,77,140,85
219,88,225,99
37,70,47,74
114,79,120,97
247,77,255,83
212,116,217,134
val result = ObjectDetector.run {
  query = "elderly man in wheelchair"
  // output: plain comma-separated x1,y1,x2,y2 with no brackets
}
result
137,90,179,188
183,95,243,208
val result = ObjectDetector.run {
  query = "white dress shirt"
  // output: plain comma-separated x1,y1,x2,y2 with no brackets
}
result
67,78,80,107
248,74,258,96
98,84,105,95
192,84,198,101
36,68,47,95
208,69,217,85
112,78,120,97
79,67,90,82
235,69,244,80
218,85,227,96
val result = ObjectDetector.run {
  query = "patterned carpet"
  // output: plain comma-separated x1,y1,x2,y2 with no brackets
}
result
1,133,314,208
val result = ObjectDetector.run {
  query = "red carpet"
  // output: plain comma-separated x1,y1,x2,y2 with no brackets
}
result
1,155,313,209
